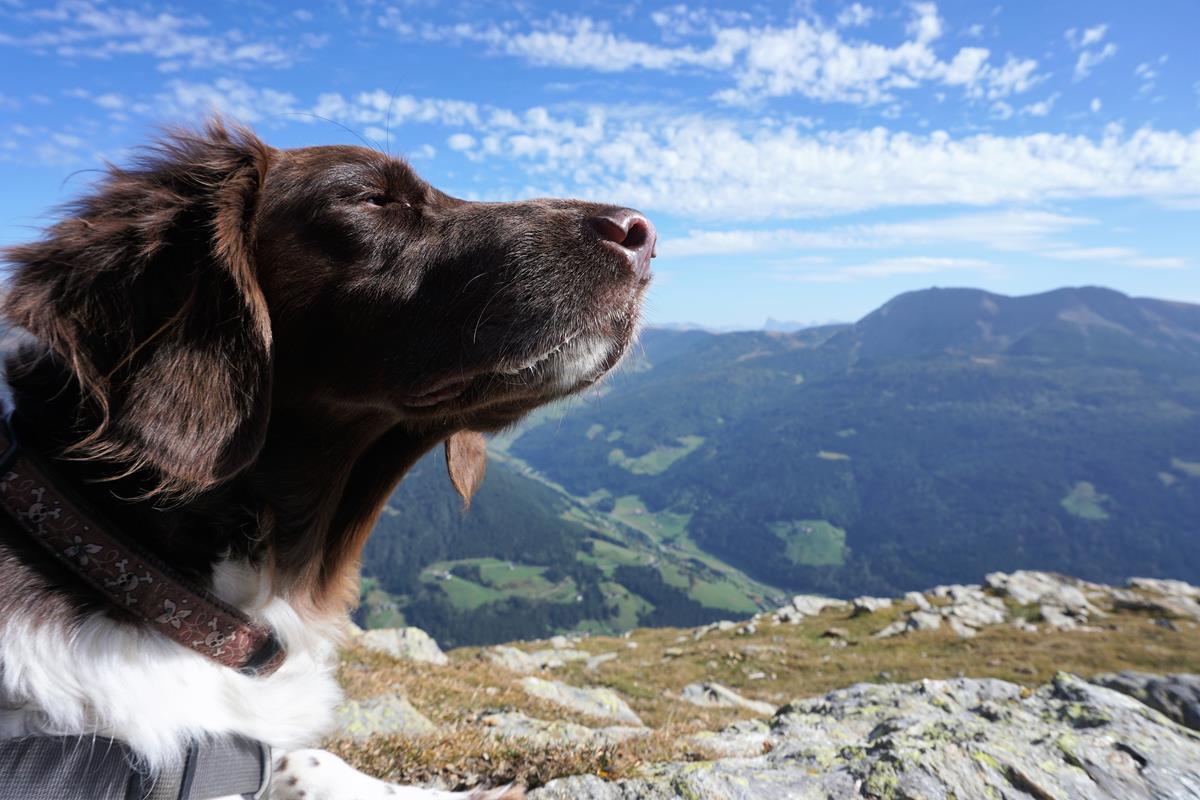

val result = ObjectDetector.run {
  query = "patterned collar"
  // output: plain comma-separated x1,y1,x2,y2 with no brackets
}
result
0,417,285,677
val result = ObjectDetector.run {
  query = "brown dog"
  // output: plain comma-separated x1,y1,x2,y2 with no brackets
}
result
0,119,653,799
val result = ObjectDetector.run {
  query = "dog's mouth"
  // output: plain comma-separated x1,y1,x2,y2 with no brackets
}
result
399,332,591,410
399,309,639,416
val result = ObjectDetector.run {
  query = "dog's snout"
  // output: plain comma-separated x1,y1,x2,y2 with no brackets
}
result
589,208,656,279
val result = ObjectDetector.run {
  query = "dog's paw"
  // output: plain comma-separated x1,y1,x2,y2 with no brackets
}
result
269,749,521,800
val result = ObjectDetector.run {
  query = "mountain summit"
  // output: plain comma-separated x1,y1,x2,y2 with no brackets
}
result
846,286,1200,363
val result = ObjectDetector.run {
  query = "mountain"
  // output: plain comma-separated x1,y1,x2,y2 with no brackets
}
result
504,286,1200,598
358,285,1200,642
358,449,781,647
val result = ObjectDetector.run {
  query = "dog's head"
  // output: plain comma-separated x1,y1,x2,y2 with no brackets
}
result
2,120,653,505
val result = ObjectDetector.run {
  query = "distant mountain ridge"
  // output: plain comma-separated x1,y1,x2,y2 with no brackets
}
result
844,286,1200,363
362,286,1200,643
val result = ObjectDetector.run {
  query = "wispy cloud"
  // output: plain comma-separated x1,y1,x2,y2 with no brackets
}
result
668,210,1186,273
835,3,875,28
1066,23,1117,81
159,79,299,123
379,4,1044,108
665,211,1096,257
0,0,316,70
236,86,1200,220
776,256,1000,283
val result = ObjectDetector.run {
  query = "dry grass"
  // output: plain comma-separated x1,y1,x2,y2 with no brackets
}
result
327,728,704,791
331,600,1200,790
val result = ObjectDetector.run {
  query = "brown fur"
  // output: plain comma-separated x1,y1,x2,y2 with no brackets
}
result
1,119,650,616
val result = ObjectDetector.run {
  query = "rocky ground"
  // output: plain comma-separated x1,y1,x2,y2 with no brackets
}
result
331,571,1200,798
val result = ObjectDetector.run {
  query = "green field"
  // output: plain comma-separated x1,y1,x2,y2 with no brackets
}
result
420,558,577,610
610,495,692,541
1171,457,1200,478
608,435,705,475
771,519,848,567
1060,481,1111,521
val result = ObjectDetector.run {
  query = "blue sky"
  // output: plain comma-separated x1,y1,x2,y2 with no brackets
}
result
1,0,1198,328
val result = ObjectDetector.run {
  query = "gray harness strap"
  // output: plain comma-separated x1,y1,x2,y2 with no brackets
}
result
0,735,271,800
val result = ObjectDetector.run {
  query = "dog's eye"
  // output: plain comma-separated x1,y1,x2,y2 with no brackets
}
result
364,195,410,209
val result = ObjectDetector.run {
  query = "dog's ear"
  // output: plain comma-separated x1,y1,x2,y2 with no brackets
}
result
445,431,487,508
2,119,273,497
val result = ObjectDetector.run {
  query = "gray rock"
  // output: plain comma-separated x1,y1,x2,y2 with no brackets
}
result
928,583,981,600
530,673,1200,800
521,677,643,726
986,570,1102,614
908,610,943,631
904,590,933,611
586,652,620,671
333,695,435,741
1093,671,1200,730
679,682,776,716
772,595,846,624
683,719,771,757
478,711,645,747
946,617,977,638
1118,581,1200,620
873,619,909,639
359,627,449,665
484,645,592,672
1128,577,1200,599
530,648,590,669
1040,602,1090,630
692,620,738,640
943,595,1008,632
485,645,542,673
852,595,893,614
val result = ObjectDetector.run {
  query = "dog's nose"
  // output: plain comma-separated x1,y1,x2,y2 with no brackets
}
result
589,208,656,279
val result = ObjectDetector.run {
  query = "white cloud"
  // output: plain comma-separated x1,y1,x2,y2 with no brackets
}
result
1041,246,1187,269
410,143,437,160
777,256,998,283
0,122,92,165
159,79,299,123
389,5,1044,108
310,94,1200,220
1090,98,1102,112
665,211,1094,258
1066,24,1108,50
1020,93,1058,117
989,101,1014,120
841,256,995,277
1066,26,1117,81
1074,43,1117,81
836,3,874,28
447,133,476,151
311,91,480,127
667,211,1184,273
93,92,124,110
0,0,304,69
1134,57,1167,95
108,79,1200,229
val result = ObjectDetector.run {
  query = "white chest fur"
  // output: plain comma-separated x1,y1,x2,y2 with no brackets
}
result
0,559,343,772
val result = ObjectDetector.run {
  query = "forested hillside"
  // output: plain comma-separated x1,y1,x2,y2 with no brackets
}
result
361,286,1200,642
